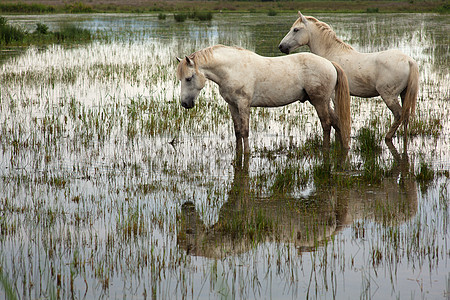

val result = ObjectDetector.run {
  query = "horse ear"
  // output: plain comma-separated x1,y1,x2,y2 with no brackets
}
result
185,56,193,66
176,57,182,63
298,11,308,23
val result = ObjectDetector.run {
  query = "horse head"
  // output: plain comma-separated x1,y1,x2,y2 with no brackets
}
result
176,56,206,109
278,11,310,54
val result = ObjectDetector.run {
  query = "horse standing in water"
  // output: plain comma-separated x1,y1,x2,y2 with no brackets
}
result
176,45,351,154
279,12,419,142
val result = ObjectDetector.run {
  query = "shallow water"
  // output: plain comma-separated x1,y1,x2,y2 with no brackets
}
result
0,13,449,299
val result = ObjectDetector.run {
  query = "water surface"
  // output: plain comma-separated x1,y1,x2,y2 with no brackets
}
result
0,13,449,299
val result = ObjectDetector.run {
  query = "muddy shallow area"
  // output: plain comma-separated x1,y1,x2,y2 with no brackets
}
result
0,13,449,299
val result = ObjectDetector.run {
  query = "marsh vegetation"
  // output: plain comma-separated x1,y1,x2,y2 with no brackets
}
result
0,16,92,46
0,13,449,299
0,0,448,14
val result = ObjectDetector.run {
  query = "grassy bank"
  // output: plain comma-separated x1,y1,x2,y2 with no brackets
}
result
0,16,91,46
0,0,448,14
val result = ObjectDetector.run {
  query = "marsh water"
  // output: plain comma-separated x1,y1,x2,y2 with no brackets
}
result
0,13,449,299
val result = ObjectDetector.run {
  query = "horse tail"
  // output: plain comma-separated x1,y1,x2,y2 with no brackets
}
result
331,61,351,149
400,60,419,125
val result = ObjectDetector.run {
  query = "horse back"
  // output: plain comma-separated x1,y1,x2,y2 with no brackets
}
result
249,53,337,107
331,49,413,98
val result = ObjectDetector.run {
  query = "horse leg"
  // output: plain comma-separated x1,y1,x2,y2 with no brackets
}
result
330,90,337,109
311,100,332,151
228,104,243,154
237,102,251,154
381,95,402,141
400,90,409,148
329,109,343,146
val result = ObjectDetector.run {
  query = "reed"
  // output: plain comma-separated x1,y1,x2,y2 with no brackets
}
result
173,13,188,22
0,16,25,45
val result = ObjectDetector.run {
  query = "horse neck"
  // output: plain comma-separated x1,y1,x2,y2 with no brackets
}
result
308,24,355,59
197,47,234,85
199,61,222,85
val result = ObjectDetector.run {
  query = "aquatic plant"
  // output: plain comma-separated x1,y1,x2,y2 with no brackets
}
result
355,127,382,157
54,24,91,42
366,7,380,13
35,22,49,35
270,165,297,194
174,13,188,22
408,115,442,138
189,11,213,21
0,16,25,45
416,160,435,184
0,268,17,300
361,157,385,184
0,17,92,45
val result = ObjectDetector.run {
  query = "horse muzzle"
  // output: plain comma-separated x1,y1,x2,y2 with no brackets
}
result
278,43,290,54
181,97,195,109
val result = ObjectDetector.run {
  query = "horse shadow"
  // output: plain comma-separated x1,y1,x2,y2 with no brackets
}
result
177,147,417,258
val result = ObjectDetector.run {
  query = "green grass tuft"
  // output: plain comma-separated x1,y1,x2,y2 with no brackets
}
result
0,16,25,45
174,13,188,22
35,22,48,34
54,24,92,42
0,268,17,300
416,161,435,184
356,127,382,157
0,17,92,45
271,166,296,194
189,11,213,21
366,7,380,13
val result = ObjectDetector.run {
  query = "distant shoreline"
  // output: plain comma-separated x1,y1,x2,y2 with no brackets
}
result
1,0,448,14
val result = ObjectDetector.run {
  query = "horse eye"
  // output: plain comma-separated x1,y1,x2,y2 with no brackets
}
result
186,75,194,82
293,28,299,33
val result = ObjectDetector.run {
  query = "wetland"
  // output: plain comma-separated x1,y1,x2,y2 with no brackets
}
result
0,13,449,299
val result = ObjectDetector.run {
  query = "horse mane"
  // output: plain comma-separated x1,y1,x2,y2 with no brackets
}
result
301,16,353,52
177,45,231,79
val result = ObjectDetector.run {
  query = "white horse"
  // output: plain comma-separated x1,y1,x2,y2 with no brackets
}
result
279,12,419,142
176,45,351,154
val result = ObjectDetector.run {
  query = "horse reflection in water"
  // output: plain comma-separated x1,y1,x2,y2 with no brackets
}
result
179,157,337,257
177,148,417,258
